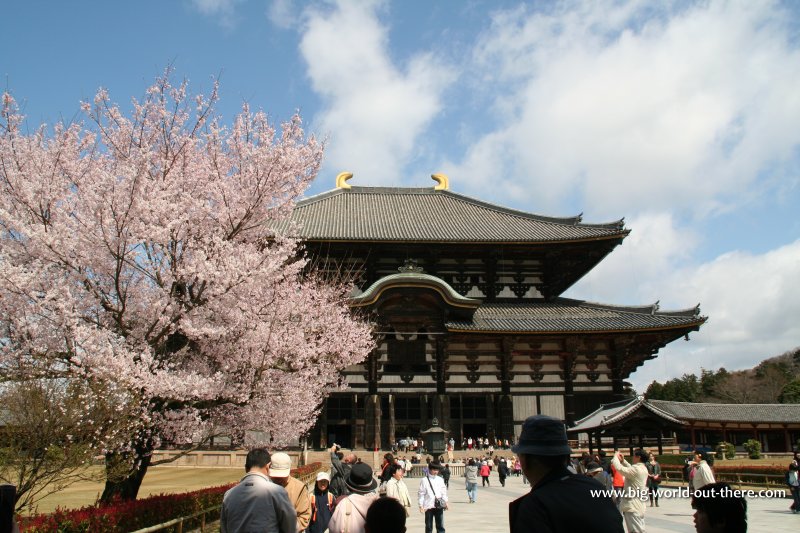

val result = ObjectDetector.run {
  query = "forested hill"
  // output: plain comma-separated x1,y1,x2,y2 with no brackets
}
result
645,347,800,403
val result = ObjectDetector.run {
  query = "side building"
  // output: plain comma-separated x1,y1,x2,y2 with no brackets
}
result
283,174,706,449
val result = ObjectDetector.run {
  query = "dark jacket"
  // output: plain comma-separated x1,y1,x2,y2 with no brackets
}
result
509,467,624,533
498,462,510,478
441,465,451,484
330,452,351,497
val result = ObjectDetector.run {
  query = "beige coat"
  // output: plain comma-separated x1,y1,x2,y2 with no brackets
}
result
611,455,648,516
385,477,412,516
282,475,312,532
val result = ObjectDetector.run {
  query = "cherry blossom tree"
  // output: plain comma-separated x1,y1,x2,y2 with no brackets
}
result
0,73,374,501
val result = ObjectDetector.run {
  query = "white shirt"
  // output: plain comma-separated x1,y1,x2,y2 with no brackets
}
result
611,455,648,516
417,474,448,511
693,461,716,490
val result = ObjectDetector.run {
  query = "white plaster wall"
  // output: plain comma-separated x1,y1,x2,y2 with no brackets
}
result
539,395,565,419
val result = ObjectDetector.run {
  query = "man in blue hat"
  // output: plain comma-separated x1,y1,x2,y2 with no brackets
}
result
509,415,624,533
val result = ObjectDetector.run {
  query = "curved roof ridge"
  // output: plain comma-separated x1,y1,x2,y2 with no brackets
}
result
566,298,702,317
437,189,624,230
350,271,480,309
298,186,626,231
648,399,795,408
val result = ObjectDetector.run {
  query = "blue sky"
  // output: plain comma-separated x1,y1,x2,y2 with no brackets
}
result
4,0,799,391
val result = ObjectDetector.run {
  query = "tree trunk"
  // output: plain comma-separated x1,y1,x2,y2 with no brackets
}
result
100,439,153,503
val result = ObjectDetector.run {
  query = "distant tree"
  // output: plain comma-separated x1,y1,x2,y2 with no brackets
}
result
780,380,800,404
700,368,727,399
0,73,374,502
645,381,664,399
645,374,700,402
0,379,134,513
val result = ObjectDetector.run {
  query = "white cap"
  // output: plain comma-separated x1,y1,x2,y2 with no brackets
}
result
316,471,331,482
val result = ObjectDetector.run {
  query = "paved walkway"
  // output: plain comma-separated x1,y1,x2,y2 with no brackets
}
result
401,474,800,532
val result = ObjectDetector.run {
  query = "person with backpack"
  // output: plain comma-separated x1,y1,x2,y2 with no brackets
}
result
328,463,379,533
308,472,335,533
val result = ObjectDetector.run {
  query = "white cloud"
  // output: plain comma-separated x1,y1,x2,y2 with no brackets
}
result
446,0,800,220
566,212,699,306
189,0,244,28
567,214,800,391
267,0,298,30
299,0,456,186
621,238,800,391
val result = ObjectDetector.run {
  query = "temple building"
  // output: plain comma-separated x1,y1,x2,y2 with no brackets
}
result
286,173,706,449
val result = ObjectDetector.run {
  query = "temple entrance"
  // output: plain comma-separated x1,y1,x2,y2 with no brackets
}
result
327,425,352,449
463,423,487,447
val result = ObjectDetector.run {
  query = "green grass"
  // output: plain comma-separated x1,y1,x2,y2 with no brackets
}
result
24,466,243,516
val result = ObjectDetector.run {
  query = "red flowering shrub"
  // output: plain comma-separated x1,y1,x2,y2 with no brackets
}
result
21,462,322,532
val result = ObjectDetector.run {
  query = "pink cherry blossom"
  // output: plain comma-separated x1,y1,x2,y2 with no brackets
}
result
0,71,374,500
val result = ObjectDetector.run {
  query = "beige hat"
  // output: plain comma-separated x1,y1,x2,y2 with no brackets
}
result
269,452,292,478
316,471,331,482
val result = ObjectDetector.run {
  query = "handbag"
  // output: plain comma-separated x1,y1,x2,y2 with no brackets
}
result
427,476,446,509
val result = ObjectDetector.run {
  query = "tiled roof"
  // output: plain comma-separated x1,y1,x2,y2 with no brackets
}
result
569,397,684,433
569,398,800,432
280,187,627,243
445,298,705,333
649,400,800,424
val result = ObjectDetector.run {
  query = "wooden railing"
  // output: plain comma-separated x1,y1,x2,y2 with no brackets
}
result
130,463,326,533
129,505,221,533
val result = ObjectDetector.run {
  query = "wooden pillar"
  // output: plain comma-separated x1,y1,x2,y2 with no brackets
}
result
388,394,396,448
588,432,594,455
657,432,664,456
435,336,448,395
609,351,626,400
353,394,361,448
487,394,496,440
365,394,381,451
367,351,379,395
561,352,576,425
421,395,429,430
690,426,697,450
784,426,791,453
459,393,464,445
499,394,514,443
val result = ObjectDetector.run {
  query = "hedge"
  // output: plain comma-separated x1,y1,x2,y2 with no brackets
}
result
21,461,322,533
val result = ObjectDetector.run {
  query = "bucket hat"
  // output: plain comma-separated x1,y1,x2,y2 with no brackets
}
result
512,415,572,456
346,463,378,494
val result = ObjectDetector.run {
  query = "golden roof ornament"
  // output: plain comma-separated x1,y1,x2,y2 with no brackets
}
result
336,171,353,189
431,173,449,190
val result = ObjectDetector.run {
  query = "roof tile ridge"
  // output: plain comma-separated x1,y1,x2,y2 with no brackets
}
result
641,400,685,423
653,304,704,318
347,186,434,194
648,399,775,408
295,188,345,207
576,299,674,315
439,190,626,229
296,186,435,207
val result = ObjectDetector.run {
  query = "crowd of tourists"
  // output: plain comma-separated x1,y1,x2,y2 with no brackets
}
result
220,417,755,533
